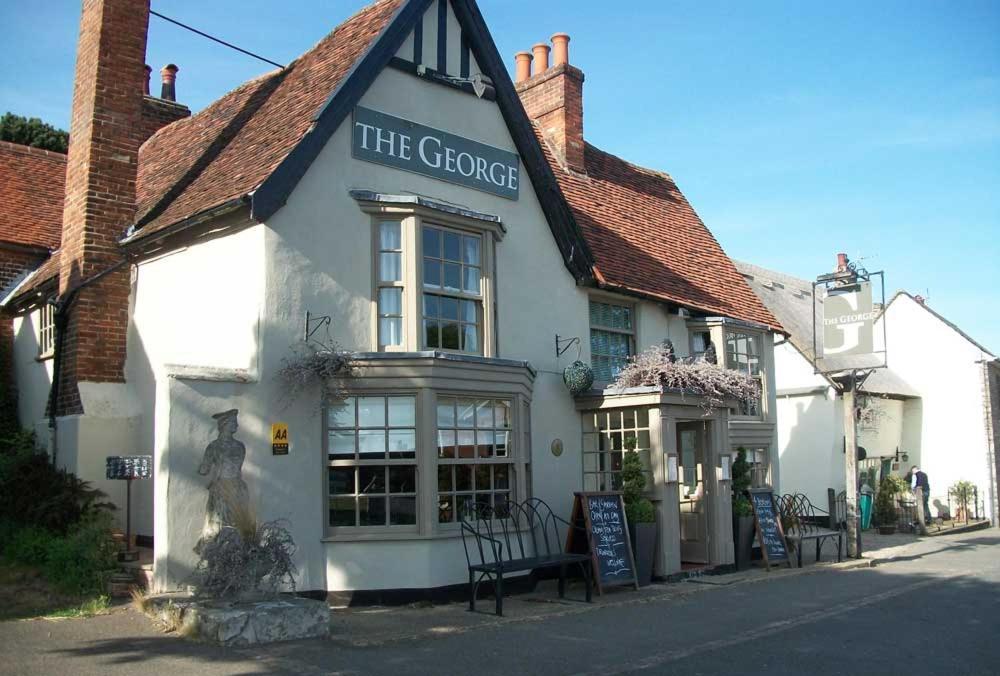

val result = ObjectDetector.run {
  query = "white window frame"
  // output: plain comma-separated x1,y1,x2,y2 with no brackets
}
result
421,223,485,355
724,329,764,418
374,220,406,349
582,407,653,493
589,298,636,383
38,303,55,359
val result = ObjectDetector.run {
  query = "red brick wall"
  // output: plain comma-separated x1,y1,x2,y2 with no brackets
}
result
140,95,190,143
516,64,586,173
57,0,151,415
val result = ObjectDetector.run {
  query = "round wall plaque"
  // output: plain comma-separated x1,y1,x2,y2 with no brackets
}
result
551,439,564,457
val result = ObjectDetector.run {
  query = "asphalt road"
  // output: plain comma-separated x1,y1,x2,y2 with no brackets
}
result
2,530,997,675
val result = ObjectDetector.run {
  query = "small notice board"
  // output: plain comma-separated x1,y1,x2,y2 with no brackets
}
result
271,423,289,455
748,488,791,568
567,492,639,594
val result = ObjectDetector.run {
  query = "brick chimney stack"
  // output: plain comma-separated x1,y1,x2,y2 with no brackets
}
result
57,0,152,414
515,33,586,174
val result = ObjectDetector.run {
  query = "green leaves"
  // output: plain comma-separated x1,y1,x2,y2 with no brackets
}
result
0,113,69,153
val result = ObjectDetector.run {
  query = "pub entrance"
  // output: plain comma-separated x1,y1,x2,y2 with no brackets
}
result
678,420,711,564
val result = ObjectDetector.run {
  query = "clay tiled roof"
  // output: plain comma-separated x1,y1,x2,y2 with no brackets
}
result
544,135,782,332
0,141,65,250
130,0,404,241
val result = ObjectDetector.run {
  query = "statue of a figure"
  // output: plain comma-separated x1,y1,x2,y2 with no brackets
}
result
197,409,249,546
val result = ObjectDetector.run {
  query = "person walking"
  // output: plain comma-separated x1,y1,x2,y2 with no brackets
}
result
910,465,932,525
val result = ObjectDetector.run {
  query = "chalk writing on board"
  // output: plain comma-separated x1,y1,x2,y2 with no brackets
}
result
587,495,633,579
749,489,788,563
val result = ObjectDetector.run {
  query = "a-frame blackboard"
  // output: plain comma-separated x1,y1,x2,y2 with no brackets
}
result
748,488,791,569
566,492,639,594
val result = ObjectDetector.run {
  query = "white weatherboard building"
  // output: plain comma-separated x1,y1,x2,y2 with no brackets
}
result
737,261,1000,524
4,0,784,598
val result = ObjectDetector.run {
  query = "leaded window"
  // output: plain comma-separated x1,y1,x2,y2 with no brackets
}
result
435,396,512,523
328,395,417,528
582,407,652,492
422,225,482,353
590,300,634,382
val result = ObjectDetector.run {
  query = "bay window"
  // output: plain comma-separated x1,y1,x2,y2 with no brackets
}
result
422,224,483,353
725,330,763,416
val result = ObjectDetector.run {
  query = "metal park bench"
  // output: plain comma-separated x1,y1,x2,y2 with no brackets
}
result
777,493,843,567
460,498,592,616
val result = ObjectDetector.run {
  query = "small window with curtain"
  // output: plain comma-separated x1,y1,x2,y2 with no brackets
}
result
589,299,634,382
376,221,404,348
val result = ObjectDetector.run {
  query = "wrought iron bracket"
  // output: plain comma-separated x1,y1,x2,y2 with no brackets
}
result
304,311,332,345
555,334,581,358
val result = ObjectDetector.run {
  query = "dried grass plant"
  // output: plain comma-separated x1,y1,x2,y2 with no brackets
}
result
612,344,760,415
274,341,355,408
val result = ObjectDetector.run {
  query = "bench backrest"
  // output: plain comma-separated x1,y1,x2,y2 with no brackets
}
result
460,498,565,568
778,493,831,534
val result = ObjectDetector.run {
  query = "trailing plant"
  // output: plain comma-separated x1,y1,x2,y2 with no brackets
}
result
621,436,655,524
731,447,753,517
191,488,297,599
274,341,355,406
612,345,760,415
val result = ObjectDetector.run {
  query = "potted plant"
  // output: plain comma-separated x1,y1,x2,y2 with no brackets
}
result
731,447,755,570
622,436,656,586
874,475,904,534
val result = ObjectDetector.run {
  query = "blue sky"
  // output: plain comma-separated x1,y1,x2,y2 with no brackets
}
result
3,1,998,353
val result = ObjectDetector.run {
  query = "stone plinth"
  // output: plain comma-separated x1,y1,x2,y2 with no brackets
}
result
147,594,330,646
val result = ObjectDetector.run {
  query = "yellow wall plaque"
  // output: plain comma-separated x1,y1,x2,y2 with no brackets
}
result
271,423,289,455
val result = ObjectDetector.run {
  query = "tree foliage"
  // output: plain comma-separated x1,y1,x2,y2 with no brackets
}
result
0,112,69,153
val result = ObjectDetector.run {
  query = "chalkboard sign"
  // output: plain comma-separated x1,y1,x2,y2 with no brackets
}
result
748,488,790,568
567,492,639,593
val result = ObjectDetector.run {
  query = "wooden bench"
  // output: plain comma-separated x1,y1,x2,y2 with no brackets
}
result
460,498,592,616
777,493,843,567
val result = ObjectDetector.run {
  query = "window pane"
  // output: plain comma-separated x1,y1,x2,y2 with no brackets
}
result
423,293,439,318
456,494,475,520
437,430,456,458
457,400,475,427
494,431,509,457
423,259,441,288
423,226,441,257
379,318,402,347
462,324,478,352
390,497,417,525
359,466,385,494
379,252,402,282
443,263,461,291
438,465,453,492
388,429,416,459
379,221,401,250
456,465,473,491
457,430,475,458
379,288,402,316
438,496,454,523
476,430,493,458
329,430,355,457
388,396,415,427
389,466,416,493
475,400,493,428
463,266,480,294
329,468,354,495
441,323,460,349
443,231,461,261
494,465,510,490
329,398,355,427
358,429,386,457
494,401,510,428
329,497,355,527
463,235,480,265
439,296,459,320
437,399,456,427
358,397,385,427
475,464,491,491
461,299,477,323
424,321,440,348
359,496,386,526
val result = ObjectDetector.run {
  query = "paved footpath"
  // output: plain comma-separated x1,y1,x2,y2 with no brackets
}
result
1,529,997,676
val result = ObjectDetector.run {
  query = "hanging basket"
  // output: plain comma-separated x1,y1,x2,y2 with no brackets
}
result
563,361,595,396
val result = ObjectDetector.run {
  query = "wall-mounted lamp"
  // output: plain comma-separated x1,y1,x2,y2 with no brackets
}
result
719,455,732,481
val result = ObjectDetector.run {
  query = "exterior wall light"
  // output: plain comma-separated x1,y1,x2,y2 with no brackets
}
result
666,454,679,483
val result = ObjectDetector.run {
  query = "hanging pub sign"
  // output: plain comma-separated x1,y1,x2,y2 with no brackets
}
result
822,281,875,359
352,106,520,200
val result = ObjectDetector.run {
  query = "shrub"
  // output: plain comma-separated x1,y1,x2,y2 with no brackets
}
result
874,476,904,527
5,526,57,565
732,448,753,517
42,513,118,595
621,437,655,525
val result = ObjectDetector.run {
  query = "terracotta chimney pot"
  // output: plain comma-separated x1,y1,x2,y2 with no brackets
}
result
551,33,570,66
837,252,849,272
532,43,550,75
161,63,178,101
514,51,533,83
144,64,152,96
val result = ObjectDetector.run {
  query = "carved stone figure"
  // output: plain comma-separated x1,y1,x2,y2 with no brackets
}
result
197,409,249,546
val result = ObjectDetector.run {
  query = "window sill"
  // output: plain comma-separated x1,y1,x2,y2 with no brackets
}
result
35,353,54,362
322,527,466,543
